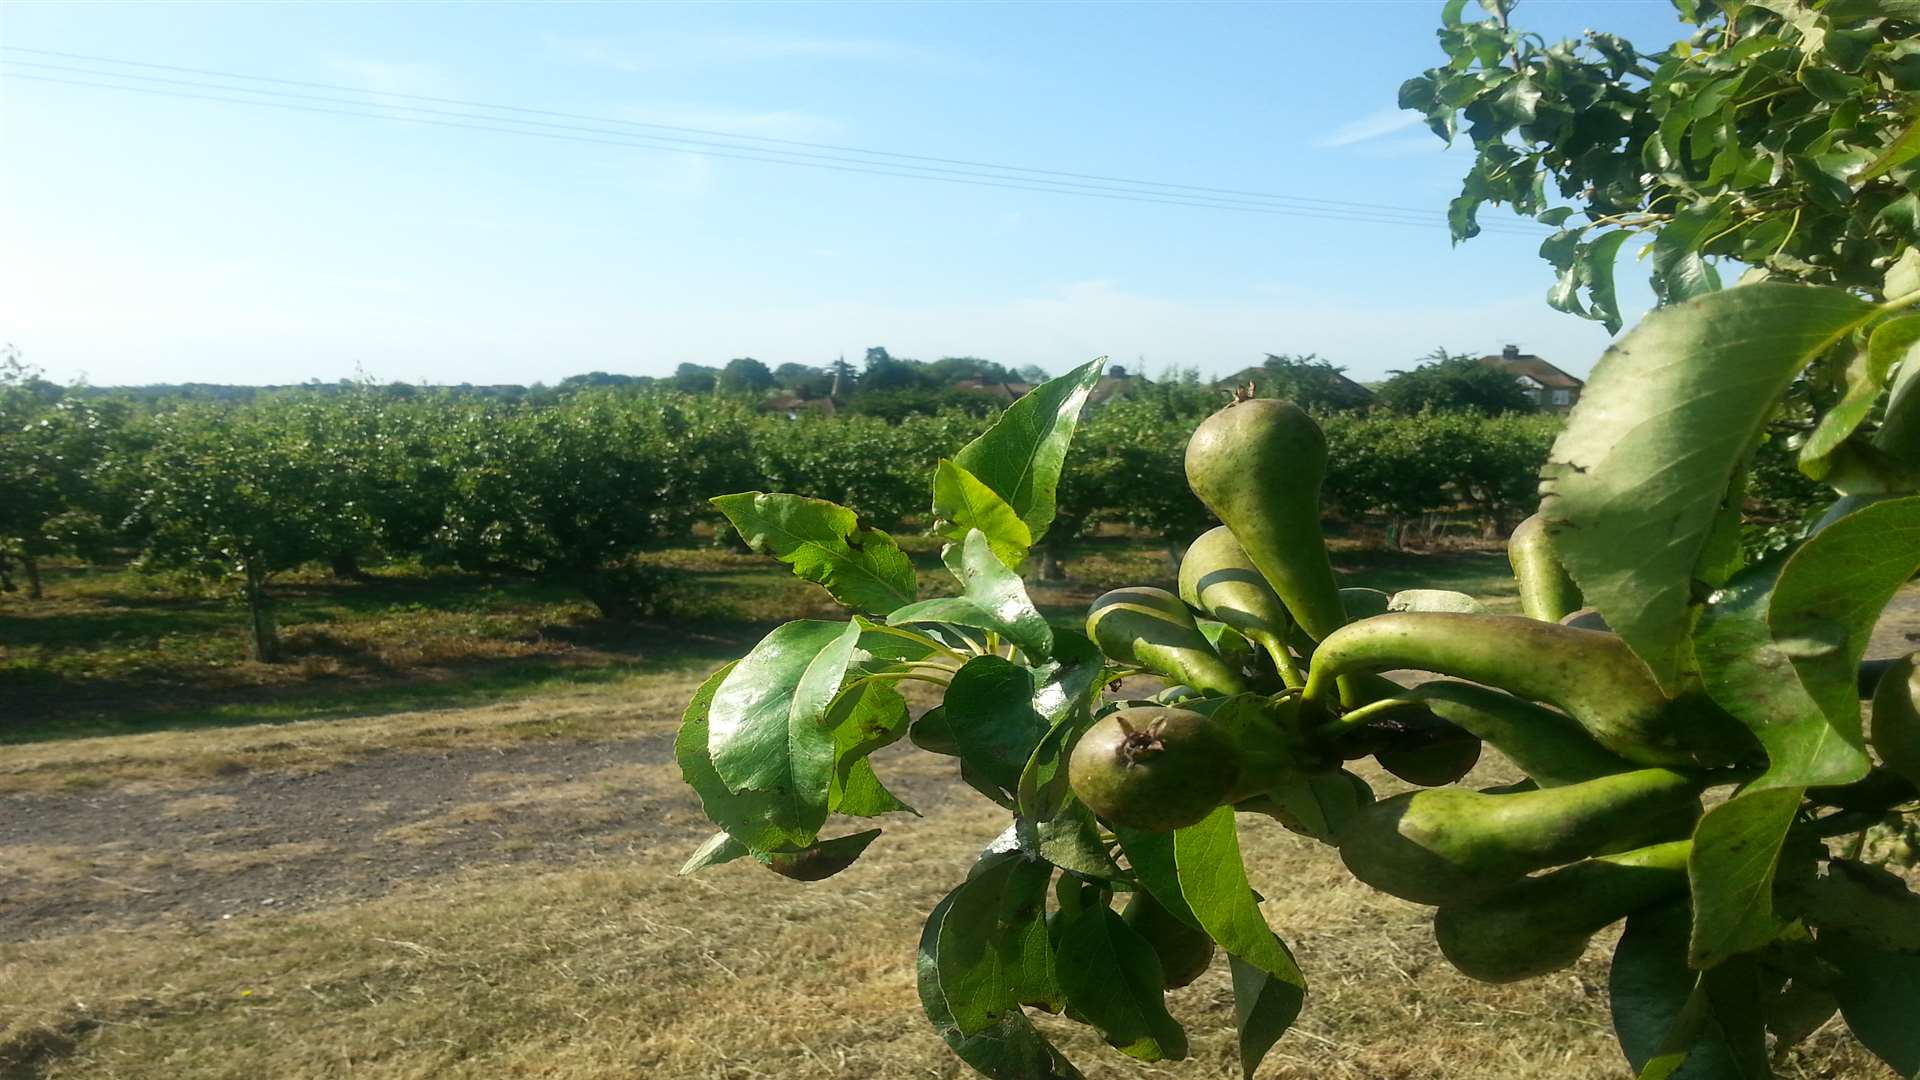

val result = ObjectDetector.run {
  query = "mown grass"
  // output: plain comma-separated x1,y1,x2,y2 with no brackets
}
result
0,705,1883,1080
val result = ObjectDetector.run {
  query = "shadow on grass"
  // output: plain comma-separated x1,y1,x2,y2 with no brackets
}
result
0,624,763,748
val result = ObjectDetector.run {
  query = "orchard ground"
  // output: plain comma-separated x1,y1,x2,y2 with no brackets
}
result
3,541,1913,1079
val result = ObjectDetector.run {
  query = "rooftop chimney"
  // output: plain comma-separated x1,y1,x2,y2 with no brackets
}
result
1502,344,1521,360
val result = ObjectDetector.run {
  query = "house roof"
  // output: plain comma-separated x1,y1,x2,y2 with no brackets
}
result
1214,366,1375,401
1480,353,1583,390
951,374,1137,405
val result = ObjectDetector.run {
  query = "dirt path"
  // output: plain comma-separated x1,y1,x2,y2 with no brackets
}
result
0,731,956,942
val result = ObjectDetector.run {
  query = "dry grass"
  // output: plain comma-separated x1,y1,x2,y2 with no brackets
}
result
0,725,1887,1080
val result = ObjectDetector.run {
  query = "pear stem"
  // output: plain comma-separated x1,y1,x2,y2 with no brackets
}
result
1259,636,1305,690
1309,695,1425,741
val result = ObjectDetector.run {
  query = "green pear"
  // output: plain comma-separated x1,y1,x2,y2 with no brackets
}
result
1869,653,1920,785
1508,513,1583,623
1122,891,1215,989
1336,767,1704,905
1433,840,1690,983
1179,525,1301,685
1183,399,1348,643
1069,706,1241,831
1399,680,1637,787
1375,729,1482,787
1087,587,1249,696
1302,611,1754,768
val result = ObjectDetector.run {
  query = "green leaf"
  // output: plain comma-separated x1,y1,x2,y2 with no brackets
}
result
711,492,916,614
708,620,861,825
936,853,1054,1033
889,529,1053,660
1583,229,1636,334
1821,933,1920,1077
1856,114,1920,186
1686,787,1802,967
1651,203,1732,306
950,357,1107,546
944,656,1052,796
678,831,750,875
754,829,883,881
1054,906,1189,1062
1539,283,1880,691
1249,769,1373,843
1388,588,1489,614
1824,0,1920,22
917,889,1085,1080
1801,318,1920,477
676,661,823,851
1230,950,1307,1080
933,459,1035,571
1016,798,1121,878
1612,903,1770,1078
826,678,915,817
1770,496,1920,745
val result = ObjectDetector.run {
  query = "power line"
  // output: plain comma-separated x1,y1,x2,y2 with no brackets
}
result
4,58,1533,231
1,44,1532,225
1,64,1545,235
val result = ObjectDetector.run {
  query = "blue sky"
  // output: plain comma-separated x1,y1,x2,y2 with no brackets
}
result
1,1,1689,387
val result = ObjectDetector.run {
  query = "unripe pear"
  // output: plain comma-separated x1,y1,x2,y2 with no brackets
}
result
1069,706,1240,832
1122,891,1215,989
1508,513,1583,623
1184,399,1348,643
1336,767,1704,905
1434,840,1690,983
1869,654,1920,786
1087,587,1248,696
1303,611,1753,768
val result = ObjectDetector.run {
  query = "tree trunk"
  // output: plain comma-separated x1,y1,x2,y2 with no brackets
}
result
244,559,281,662
578,568,643,621
22,554,41,600
1038,544,1067,582
329,552,366,581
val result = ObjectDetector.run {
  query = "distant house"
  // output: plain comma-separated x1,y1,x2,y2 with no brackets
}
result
950,372,1140,408
1480,345,1584,412
756,390,838,419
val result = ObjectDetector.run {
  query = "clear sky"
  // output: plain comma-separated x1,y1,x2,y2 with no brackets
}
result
0,1,1689,388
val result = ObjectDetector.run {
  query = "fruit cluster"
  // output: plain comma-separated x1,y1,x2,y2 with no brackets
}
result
1073,396,1918,995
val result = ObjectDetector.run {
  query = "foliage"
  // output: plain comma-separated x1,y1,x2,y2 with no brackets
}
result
1374,349,1538,415
0,353,126,595
678,277,1920,1079
1401,0,1920,332
1238,353,1375,412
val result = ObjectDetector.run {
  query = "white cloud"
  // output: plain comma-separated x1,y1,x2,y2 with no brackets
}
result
1316,108,1422,149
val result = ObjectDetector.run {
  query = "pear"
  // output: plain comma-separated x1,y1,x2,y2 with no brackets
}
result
1336,767,1704,905
1088,587,1248,696
1179,525,1302,685
1434,840,1690,982
1184,399,1348,643
1508,513,1583,622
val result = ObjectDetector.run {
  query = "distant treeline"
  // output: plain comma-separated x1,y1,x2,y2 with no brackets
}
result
1,354,1821,659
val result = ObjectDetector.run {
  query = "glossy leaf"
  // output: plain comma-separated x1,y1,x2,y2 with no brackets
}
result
1055,906,1189,1062
917,890,1085,1080
708,621,861,833
755,829,883,881
933,458,1034,571
1686,787,1802,968
676,662,823,851
936,853,1053,1033
943,655,1051,797
1612,903,1769,1078
826,678,915,818
679,831,749,875
1822,933,1920,1078
1801,317,1920,478
711,491,916,614
1230,950,1307,1080
889,529,1053,660
950,357,1106,546
1540,283,1879,691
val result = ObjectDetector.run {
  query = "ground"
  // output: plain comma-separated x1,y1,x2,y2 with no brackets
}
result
2,549,1914,1079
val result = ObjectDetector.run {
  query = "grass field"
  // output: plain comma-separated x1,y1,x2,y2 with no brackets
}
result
2,544,1908,1078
